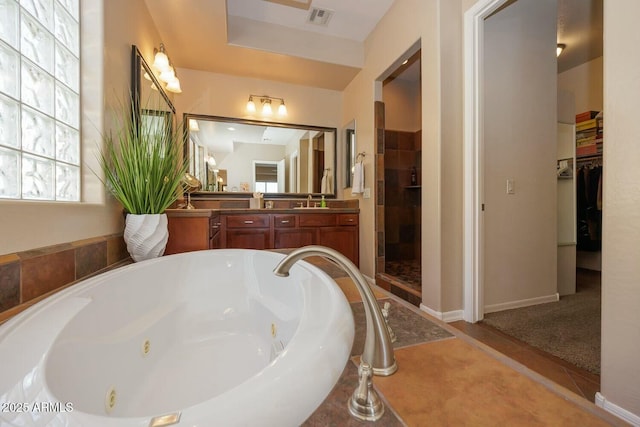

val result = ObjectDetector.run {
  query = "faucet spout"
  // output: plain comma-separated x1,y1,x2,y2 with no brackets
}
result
273,245,397,376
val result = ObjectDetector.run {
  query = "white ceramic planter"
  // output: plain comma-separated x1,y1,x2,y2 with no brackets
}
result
124,213,169,262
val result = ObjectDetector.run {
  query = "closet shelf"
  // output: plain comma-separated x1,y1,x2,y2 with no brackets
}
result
405,185,421,189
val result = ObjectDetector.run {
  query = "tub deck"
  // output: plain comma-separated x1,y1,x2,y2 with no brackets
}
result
302,257,626,426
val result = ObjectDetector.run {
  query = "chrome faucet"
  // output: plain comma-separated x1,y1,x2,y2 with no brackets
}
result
273,245,397,421
307,194,312,208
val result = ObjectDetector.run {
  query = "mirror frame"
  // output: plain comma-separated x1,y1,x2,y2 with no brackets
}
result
183,113,338,199
131,45,175,128
344,120,356,188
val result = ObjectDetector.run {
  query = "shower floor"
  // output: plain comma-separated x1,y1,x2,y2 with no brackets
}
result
384,259,421,292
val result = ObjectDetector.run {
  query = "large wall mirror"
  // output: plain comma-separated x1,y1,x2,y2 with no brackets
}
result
184,114,337,198
131,45,175,133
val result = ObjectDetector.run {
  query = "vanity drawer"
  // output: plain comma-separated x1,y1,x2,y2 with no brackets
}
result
226,214,270,228
274,215,296,228
299,214,336,227
337,214,358,226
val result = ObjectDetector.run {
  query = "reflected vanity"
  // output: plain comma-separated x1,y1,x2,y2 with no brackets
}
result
183,114,337,198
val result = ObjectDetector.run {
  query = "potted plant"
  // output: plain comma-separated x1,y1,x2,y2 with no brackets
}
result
97,101,188,262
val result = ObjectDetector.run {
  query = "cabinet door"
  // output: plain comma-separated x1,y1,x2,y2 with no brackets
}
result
225,229,271,249
274,228,315,249
318,226,359,266
166,216,210,254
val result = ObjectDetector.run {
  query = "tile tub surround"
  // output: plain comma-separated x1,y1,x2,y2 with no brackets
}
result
0,234,129,323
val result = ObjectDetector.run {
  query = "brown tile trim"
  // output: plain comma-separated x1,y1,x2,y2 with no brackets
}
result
0,262,20,312
75,241,108,280
0,258,131,326
0,233,128,317
21,249,76,302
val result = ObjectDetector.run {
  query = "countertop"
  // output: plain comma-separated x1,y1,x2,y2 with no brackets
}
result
165,207,360,217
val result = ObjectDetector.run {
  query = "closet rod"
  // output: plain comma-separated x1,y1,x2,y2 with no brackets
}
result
576,154,602,164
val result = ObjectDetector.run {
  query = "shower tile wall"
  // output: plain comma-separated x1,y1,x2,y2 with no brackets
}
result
384,129,421,262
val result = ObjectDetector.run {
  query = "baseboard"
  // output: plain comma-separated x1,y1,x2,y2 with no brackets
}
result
419,304,464,323
595,392,640,426
484,293,559,314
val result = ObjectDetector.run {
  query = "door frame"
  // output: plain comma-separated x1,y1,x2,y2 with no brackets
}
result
463,0,510,322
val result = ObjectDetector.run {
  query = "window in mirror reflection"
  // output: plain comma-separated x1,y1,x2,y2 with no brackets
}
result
254,161,283,193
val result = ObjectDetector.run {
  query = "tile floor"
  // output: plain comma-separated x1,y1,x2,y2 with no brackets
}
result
450,320,601,403
303,259,625,426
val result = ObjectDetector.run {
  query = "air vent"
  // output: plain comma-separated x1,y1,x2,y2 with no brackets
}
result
307,7,334,26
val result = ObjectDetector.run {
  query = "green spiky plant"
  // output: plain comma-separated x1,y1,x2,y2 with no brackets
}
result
97,100,188,214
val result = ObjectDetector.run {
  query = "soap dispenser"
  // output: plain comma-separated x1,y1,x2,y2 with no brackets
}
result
320,195,326,208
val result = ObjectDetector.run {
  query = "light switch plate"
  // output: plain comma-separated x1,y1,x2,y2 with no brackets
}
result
506,179,515,194
363,188,371,199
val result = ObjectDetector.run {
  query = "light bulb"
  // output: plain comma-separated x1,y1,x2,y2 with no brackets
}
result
262,99,272,115
166,77,182,93
278,101,287,116
159,66,175,83
247,97,256,113
153,44,169,71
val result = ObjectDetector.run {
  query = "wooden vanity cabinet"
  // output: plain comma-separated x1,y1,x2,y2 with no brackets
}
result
167,210,359,265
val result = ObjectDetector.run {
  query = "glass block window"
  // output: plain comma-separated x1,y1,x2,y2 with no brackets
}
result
0,0,80,201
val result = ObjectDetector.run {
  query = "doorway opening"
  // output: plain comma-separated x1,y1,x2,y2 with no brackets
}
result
462,0,603,396
375,48,422,306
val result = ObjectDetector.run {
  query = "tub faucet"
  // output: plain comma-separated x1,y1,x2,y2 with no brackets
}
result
273,245,397,421
273,245,396,375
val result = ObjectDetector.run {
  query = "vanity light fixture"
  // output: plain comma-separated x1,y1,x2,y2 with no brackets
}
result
557,43,566,57
152,42,182,94
246,95,287,117
189,119,200,132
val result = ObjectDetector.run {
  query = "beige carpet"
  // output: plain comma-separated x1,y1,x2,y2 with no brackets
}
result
482,270,601,374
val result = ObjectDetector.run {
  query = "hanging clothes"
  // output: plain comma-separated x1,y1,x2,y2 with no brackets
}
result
576,162,602,251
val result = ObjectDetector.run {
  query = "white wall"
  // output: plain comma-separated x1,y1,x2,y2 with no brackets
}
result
173,69,342,146
212,143,286,191
600,0,640,418
558,56,603,113
483,0,558,308
383,77,421,132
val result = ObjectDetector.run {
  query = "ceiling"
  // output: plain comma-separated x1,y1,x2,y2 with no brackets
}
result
193,119,310,153
144,0,394,91
143,0,602,91
556,0,603,73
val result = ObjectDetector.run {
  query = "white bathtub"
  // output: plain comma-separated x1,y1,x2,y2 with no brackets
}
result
0,249,355,427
